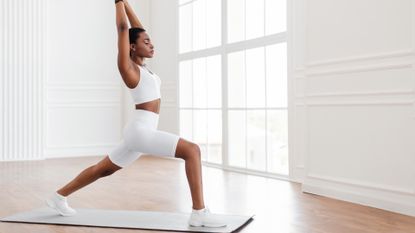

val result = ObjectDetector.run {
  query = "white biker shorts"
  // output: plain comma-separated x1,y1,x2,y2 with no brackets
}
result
108,109,180,168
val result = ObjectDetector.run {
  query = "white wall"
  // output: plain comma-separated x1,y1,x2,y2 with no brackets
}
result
148,0,180,134
1,0,47,161
290,0,415,217
47,0,119,158
0,0,165,161
46,0,151,158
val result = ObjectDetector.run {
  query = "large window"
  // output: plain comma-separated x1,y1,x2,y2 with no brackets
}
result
178,0,288,176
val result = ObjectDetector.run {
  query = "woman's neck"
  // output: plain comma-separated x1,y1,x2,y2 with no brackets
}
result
132,56,145,66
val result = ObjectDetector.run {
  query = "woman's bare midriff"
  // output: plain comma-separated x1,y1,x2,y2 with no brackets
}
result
135,98,161,114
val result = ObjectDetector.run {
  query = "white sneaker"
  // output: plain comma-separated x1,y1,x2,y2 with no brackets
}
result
188,207,227,228
46,192,77,216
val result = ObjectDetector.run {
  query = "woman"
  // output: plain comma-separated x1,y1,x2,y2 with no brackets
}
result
46,0,226,228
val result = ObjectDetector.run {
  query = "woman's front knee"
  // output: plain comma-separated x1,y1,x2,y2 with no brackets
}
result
175,139,201,160
184,143,201,161
192,143,201,156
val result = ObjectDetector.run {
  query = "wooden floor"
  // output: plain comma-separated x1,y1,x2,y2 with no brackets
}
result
0,155,414,233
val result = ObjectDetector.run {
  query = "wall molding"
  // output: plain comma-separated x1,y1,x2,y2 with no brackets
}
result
294,67,306,73
45,147,116,158
302,174,415,217
305,100,414,106
48,83,120,90
46,143,118,149
306,90,414,98
162,102,177,108
306,62,413,77
48,86,119,91
294,103,306,108
161,82,177,88
0,157,44,162
48,82,119,86
47,103,120,108
47,100,120,104
290,165,305,183
305,49,414,68
302,182,415,217
294,75,306,80
307,173,413,195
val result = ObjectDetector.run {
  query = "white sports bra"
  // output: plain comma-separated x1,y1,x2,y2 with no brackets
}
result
129,64,161,105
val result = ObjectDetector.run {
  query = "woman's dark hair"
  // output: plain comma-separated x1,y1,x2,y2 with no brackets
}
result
129,27,146,44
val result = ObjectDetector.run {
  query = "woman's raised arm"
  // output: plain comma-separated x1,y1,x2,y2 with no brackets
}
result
123,0,144,29
115,0,139,88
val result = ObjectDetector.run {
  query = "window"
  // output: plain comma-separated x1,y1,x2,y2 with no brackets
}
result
178,0,288,176
179,55,223,163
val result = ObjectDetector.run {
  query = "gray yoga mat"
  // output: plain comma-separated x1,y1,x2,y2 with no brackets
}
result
0,208,254,233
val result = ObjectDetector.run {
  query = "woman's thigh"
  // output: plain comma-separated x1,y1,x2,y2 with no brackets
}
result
125,127,180,157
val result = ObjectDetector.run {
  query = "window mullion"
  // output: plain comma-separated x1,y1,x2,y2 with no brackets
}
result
244,50,247,170
264,49,268,172
222,0,229,167
204,0,209,162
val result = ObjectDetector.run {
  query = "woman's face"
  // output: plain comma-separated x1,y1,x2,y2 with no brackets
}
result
131,32,154,58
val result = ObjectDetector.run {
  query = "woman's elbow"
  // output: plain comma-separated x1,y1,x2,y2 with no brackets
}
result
117,22,129,33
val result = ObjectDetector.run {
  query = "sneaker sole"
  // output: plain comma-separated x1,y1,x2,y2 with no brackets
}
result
189,221,227,228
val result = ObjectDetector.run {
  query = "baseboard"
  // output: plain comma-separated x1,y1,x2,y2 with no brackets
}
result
45,146,116,159
302,176,415,217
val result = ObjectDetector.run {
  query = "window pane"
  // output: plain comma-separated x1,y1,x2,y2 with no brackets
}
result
228,110,246,168
206,55,222,108
179,60,193,108
193,57,207,108
192,0,206,51
179,4,192,53
266,0,286,35
207,110,222,164
267,110,288,174
206,0,221,48
180,110,193,141
245,0,264,40
246,47,265,108
194,110,208,161
266,43,287,108
227,0,245,43
228,51,246,108
246,110,266,171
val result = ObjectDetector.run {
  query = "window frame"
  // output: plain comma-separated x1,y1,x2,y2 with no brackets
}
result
177,0,289,180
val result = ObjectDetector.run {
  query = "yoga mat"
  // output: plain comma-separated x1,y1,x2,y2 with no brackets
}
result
1,208,254,233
